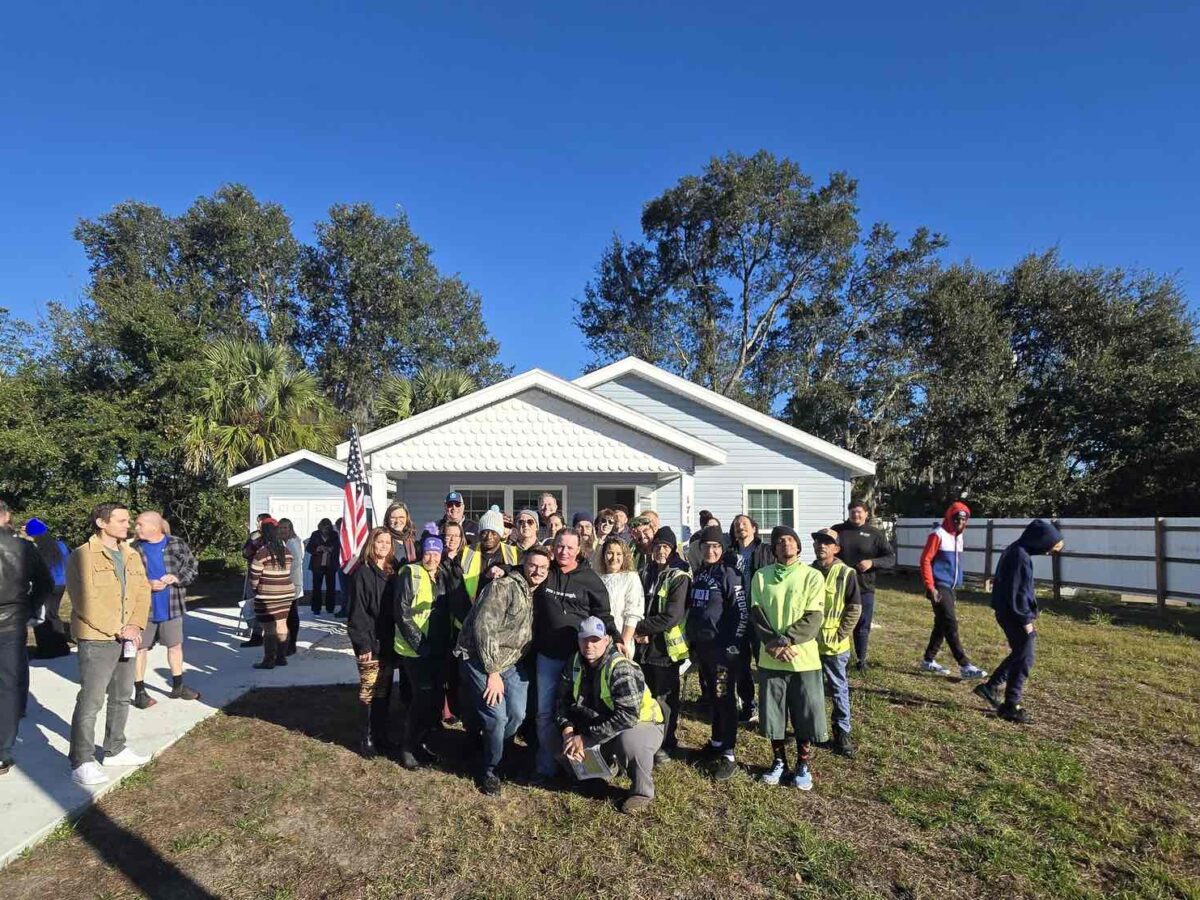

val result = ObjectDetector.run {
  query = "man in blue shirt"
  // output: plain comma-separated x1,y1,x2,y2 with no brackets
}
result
131,512,199,709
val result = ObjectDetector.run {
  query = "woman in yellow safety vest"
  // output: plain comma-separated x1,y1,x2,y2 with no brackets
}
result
392,532,452,770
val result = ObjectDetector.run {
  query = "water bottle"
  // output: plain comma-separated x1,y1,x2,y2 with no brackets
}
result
121,638,136,660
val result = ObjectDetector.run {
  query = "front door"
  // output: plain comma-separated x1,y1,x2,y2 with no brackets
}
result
595,486,637,516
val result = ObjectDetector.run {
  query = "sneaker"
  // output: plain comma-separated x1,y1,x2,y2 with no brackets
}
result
653,749,670,766
999,702,1032,725
416,742,440,764
960,664,988,680
760,759,786,786
621,794,652,815
855,660,870,674
0,760,12,776
169,684,200,701
790,763,814,791
704,740,725,756
973,683,1002,710
919,659,948,675
72,761,109,786
102,748,150,767
132,692,157,710
712,755,738,782
738,703,757,724
478,773,502,796
398,749,420,770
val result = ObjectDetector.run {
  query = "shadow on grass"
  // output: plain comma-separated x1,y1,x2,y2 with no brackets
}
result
855,685,958,710
72,806,219,900
876,573,1200,640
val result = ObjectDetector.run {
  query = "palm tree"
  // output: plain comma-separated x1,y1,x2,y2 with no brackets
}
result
184,339,341,476
377,366,477,426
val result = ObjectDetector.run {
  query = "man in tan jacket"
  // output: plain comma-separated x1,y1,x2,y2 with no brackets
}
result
66,502,152,786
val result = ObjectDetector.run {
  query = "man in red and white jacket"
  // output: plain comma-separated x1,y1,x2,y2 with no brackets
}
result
917,502,987,679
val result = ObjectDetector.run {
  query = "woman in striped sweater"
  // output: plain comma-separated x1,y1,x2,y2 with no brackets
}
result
248,521,295,670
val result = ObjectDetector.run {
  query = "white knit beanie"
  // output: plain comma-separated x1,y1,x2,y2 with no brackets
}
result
478,505,505,536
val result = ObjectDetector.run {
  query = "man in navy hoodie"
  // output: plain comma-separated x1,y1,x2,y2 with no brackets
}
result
974,519,1063,724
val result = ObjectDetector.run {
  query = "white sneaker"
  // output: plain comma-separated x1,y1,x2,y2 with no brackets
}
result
960,664,988,680
102,747,150,767
919,659,948,674
72,761,109,786
760,759,786,786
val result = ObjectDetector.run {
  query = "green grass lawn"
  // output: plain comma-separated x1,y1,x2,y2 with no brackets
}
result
3,575,1198,899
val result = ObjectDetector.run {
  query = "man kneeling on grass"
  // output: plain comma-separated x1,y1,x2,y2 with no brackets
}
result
555,616,664,814
751,526,828,791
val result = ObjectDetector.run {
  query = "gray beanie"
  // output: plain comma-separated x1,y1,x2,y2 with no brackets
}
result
478,505,505,536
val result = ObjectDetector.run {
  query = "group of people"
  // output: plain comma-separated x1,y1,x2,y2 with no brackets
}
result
317,491,904,811
0,493,1062,808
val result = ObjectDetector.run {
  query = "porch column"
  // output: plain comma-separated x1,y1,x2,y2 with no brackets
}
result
679,471,695,542
368,466,389,526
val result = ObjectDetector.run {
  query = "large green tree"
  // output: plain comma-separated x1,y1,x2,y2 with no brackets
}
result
297,203,507,427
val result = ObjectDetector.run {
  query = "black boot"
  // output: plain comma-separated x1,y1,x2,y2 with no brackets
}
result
274,635,288,667
832,728,856,758
253,633,276,669
370,695,392,753
359,705,377,759
241,629,263,649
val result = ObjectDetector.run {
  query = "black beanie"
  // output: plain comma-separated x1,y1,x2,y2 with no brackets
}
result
652,526,678,548
770,525,800,548
698,524,725,545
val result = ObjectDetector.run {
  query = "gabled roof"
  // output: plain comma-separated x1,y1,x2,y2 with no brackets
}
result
574,357,876,477
339,368,728,465
227,449,345,488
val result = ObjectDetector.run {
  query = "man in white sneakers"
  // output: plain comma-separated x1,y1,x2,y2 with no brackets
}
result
65,502,152,786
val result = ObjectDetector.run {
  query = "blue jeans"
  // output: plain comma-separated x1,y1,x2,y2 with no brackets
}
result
534,654,569,776
821,651,852,735
987,615,1036,705
853,590,875,664
460,658,530,778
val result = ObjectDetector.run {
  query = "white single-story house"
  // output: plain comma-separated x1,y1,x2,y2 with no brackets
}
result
227,357,874,543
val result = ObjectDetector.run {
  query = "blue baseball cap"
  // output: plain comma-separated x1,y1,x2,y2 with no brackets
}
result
577,616,606,641
445,491,463,504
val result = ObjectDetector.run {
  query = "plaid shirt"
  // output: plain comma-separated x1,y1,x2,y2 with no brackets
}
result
133,536,198,620
555,643,648,745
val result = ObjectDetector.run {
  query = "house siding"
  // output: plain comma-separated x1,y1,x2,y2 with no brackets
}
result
246,461,344,524
395,471,683,536
592,375,853,539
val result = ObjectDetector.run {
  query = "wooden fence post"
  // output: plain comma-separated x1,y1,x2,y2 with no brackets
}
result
1155,516,1167,613
983,519,995,591
1051,518,1062,603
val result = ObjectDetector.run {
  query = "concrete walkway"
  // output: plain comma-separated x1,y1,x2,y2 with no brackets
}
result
0,604,357,868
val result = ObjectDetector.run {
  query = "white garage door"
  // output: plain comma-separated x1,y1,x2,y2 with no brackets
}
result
269,497,345,589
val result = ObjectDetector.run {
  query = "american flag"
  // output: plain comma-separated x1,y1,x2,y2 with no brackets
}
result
340,426,373,574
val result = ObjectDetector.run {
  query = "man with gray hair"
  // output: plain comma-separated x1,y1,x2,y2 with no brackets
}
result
130,511,200,709
0,500,53,776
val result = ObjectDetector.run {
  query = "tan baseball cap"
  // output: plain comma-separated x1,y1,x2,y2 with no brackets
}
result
811,527,839,544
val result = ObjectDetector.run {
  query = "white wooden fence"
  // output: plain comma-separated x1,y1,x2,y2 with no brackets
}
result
893,517,1200,609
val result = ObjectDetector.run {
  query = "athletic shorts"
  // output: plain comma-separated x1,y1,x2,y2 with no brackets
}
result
758,667,828,743
140,616,184,650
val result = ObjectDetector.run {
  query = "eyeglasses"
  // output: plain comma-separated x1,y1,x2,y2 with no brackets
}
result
517,519,537,527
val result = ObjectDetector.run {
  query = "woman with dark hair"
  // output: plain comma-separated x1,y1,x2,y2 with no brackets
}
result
383,502,417,566
595,508,618,544
725,513,775,723
306,518,339,615
540,513,566,547
24,518,71,657
348,526,397,757
248,521,294,669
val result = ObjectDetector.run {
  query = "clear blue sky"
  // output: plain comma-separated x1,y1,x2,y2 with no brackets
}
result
2,1,1196,377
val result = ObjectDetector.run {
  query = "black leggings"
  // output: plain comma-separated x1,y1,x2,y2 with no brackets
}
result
310,569,337,613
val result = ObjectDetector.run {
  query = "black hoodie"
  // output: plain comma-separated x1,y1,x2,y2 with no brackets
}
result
533,561,615,659
991,519,1062,624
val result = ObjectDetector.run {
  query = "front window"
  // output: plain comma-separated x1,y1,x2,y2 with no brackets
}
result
746,488,795,530
512,488,563,516
457,489,505,523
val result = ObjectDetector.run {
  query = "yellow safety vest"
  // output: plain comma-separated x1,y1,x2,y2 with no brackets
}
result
394,564,435,659
818,561,854,656
461,543,521,601
649,568,690,663
571,653,663,725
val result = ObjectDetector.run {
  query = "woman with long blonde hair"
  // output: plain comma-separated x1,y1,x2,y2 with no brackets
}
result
597,537,643,658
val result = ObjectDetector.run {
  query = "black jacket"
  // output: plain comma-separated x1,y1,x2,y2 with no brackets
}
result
992,519,1062,624
0,531,53,632
723,536,775,594
831,521,895,592
635,563,690,667
686,560,748,650
306,530,340,573
533,562,615,660
347,561,396,658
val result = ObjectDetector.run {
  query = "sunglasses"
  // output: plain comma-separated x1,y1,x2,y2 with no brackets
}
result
446,501,463,507
517,519,537,527
599,518,615,526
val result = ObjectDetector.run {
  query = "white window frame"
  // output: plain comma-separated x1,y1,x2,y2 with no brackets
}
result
455,484,568,519
592,483,643,516
742,484,798,529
